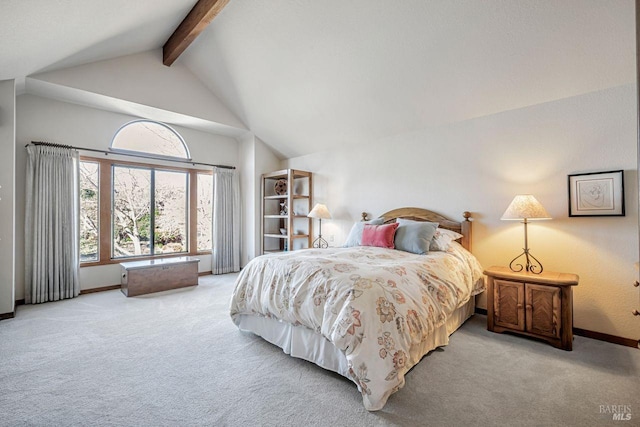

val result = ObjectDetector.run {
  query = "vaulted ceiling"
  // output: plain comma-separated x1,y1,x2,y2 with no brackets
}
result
1,0,635,159
0,0,196,78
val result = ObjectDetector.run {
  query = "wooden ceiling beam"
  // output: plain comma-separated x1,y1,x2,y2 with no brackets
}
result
163,0,230,66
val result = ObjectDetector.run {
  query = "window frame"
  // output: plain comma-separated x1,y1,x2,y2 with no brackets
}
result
195,172,214,252
110,119,192,161
78,159,101,263
80,155,212,267
110,164,191,259
151,168,190,257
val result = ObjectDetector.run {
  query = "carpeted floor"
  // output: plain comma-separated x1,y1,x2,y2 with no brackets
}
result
0,273,638,427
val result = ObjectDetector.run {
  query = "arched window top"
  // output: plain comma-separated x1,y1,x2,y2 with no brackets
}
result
111,120,191,160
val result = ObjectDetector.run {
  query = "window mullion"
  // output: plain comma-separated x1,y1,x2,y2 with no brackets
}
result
189,170,197,255
150,169,156,256
100,160,111,262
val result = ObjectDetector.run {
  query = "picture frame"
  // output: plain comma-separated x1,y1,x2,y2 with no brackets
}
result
568,170,625,217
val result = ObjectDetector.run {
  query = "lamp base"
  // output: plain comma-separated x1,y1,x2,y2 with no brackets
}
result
312,235,329,249
508,248,543,274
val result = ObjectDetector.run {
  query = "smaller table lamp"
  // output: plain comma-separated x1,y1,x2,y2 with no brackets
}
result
501,194,551,274
308,203,331,248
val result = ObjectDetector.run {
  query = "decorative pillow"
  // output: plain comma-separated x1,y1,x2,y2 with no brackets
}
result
362,223,399,249
393,220,439,255
344,218,384,247
431,228,464,251
396,218,463,251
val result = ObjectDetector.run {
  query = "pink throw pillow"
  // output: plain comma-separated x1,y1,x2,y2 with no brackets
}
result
361,223,399,249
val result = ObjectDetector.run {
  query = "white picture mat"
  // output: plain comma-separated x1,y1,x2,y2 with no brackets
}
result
569,170,624,216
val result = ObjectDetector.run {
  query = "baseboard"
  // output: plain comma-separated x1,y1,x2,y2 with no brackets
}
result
573,328,639,349
475,307,638,349
14,276,212,304
12,286,121,306
80,285,121,295
0,311,15,320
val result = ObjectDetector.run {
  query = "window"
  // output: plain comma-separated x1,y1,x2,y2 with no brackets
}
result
112,166,189,258
79,120,216,265
111,120,190,160
155,170,188,254
112,166,152,257
79,161,99,262
197,173,213,251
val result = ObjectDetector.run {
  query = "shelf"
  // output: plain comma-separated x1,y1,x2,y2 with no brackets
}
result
264,214,309,219
264,233,309,239
263,169,312,180
263,194,309,200
261,169,313,254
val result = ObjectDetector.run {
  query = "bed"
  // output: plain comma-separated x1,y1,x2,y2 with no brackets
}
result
230,208,485,411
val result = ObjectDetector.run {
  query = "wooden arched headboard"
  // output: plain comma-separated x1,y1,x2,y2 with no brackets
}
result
378,207,472,251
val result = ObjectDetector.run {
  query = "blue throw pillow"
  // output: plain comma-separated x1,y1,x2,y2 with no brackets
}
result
394,220,439,254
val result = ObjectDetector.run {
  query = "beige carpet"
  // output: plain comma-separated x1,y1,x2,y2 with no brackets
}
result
0,273,638,426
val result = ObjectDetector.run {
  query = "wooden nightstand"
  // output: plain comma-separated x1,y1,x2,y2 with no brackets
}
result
484,266,579,351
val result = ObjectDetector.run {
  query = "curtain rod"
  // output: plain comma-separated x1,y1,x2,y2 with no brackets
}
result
26,141,236,170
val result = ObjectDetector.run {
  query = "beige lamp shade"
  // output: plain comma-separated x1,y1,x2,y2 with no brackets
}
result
501,195,551,220
308,203,331,220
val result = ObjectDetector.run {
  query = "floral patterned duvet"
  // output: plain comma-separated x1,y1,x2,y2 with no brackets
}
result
229,243,485,410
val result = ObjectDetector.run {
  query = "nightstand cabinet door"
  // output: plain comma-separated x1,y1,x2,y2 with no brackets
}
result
525,283,561,339
494,279,525,331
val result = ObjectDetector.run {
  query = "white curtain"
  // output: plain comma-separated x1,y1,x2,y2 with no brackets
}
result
212,167,241,274
25,145,80,304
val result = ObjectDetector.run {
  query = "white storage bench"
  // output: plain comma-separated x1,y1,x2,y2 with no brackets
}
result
120,256,200,297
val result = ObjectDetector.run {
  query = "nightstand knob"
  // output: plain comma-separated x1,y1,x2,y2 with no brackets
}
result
633,310,640,316
633,281,639,288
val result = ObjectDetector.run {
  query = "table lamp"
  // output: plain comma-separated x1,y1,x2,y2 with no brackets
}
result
308,203,331,248
501,194,551,274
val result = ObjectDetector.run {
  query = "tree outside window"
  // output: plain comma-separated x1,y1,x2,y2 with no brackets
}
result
197,173,213,251
79,161,99,262
155,170,187,254
113,166,152,257
79,120,217,264
112,166,189,258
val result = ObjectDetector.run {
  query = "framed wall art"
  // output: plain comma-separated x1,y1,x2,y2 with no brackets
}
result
568,170,624,217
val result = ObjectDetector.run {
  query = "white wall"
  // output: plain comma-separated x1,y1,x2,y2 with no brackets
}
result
239,134,281,266
286,84,639,340
239,134,256,267
15,94,240,298
0,80,16,316
29,50,246,131
254,138,282,253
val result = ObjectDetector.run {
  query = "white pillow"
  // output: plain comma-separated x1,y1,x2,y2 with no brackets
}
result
430,228,464,251
344,218,384,247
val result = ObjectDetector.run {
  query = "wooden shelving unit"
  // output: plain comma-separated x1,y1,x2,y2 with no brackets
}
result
261,169,312,254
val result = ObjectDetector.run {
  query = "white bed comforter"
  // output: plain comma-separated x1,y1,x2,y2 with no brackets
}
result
229,243,484,410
